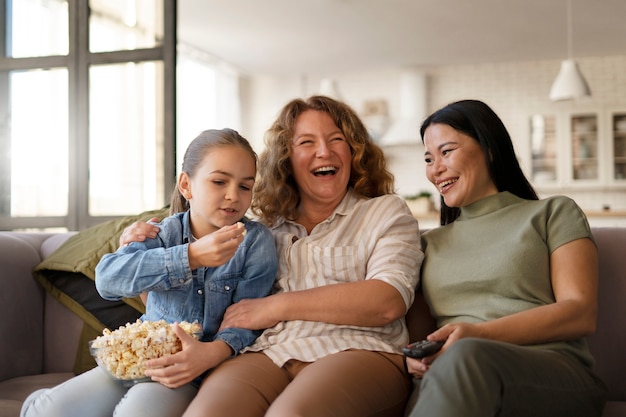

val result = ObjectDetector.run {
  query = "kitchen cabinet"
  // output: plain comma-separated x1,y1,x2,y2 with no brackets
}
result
529,109,626,189
570,113,599,182
530,114,558,183
611,111,626,181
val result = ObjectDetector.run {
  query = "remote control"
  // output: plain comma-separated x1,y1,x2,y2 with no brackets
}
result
402,340,444,359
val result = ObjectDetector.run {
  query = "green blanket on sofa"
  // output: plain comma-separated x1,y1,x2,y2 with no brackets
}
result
33,206,170,373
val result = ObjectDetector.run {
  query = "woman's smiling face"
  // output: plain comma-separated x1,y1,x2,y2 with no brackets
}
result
289,109,352,209
423,123,498,208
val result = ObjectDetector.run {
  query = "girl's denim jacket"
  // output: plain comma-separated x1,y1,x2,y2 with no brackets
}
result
95,211,278,355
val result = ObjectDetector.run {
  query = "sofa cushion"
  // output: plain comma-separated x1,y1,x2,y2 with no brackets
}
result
587,228,626,403
34,270,142,335
0,235,46,383
0,372,74,417
0,372,74,403
32,207,170,373
602,402,626,417
33,206,170,320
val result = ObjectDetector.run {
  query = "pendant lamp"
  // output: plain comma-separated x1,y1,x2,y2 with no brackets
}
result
549,0,591,101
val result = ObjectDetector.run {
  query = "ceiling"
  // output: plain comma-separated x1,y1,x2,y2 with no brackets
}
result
178,0,626,77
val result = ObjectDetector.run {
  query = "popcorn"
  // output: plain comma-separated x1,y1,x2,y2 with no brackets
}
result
237,221,247,236
90,320,202,381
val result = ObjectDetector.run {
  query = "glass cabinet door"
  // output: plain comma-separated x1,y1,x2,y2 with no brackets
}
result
530,114,557,183
571,114,599,181
612,113,626,181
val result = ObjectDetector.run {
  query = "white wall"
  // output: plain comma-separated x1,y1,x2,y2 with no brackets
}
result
239,55,626,220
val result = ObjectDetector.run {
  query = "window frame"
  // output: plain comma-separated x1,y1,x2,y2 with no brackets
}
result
0,0,176,230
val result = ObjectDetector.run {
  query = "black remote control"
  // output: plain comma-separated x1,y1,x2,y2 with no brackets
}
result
402,340,444,359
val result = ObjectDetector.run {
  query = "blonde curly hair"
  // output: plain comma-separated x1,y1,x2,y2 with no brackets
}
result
252,95,395,226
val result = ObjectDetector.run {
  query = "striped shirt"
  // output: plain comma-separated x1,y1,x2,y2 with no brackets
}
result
244,189,423,366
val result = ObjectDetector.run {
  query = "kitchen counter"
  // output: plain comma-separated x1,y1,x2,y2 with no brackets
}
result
414,211,626,229
585,210,626,217
585,211,626,227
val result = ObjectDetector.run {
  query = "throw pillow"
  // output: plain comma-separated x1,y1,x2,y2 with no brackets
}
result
33,206,170,373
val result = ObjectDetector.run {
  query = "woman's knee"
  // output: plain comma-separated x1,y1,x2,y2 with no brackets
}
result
440,338,503,364
184,353,288,417
266,351,409,417
425,338,502,384
444,337,492,357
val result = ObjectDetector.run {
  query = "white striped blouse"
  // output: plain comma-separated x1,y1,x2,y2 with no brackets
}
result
244,189,423,366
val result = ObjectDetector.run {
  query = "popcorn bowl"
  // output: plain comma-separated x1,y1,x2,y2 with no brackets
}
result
89,341,151,387
89,320,202,387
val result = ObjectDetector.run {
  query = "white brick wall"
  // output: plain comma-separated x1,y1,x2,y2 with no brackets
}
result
245,55,626,224
426,55,626,219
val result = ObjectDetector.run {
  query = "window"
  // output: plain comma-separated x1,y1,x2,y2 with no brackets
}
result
0,0,176,230
176,44,242,177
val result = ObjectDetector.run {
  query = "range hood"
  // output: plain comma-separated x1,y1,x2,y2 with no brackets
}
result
379,70,427,147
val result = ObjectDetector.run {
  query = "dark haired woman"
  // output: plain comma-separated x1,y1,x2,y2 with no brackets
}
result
405,100,607,417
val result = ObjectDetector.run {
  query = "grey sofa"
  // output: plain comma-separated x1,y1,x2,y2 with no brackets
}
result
1,228,625,417
0,232,79,417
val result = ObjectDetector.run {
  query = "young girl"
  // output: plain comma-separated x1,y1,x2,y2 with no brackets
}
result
21,128,278,417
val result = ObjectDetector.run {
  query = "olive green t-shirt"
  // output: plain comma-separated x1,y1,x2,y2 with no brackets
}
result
421,191,595,367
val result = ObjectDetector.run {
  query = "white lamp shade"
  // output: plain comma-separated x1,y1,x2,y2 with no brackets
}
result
379,70,427,146
549,59,591,101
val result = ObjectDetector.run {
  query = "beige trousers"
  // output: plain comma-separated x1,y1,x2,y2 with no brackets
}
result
183,350,410,417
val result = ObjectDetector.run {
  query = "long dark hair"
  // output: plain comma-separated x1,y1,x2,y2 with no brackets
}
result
420,99,537,225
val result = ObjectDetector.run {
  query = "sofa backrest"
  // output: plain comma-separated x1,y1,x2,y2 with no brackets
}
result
406,227,626,403
587,227,626,402
0,233,47,381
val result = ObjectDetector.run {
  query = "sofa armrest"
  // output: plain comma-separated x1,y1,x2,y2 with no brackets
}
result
0,233,47,382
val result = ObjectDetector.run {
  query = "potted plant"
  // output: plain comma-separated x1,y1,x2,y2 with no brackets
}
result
404,191,434,215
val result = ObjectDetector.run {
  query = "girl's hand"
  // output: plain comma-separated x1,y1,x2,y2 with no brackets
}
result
188,223,246,269
119,218,160,246
143,323,232,389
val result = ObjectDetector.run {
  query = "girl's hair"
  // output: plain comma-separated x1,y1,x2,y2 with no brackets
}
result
251,95,395,225
420,99,538,225
169,128,257,215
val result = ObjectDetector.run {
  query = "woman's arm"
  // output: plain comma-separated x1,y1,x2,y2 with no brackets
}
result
128,200,422,330
222,201,422,330
429,237,599,346
407,237,598,378
221,279,407,331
